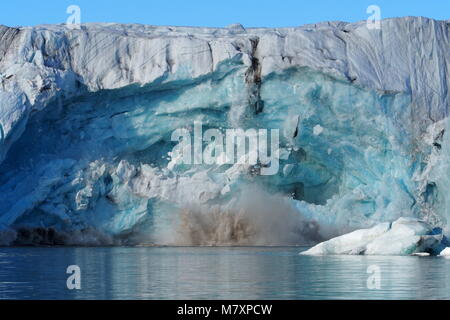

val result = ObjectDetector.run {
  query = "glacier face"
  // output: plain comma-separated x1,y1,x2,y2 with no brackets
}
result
0,17,449,245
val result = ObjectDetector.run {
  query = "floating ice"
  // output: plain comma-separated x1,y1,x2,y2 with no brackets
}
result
300,218,444,255
412,252,431,257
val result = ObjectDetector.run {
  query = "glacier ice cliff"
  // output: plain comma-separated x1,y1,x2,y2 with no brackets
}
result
0,17,449,246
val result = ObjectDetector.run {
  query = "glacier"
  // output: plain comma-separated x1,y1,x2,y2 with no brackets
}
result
0,17,449,247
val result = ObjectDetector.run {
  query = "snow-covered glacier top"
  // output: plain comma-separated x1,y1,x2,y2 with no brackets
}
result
0,17,449,246
1,17,449,145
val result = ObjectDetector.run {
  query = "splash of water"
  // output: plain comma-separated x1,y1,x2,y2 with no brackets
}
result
153,187,323,246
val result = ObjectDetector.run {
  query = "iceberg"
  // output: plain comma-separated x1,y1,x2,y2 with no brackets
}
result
439,247,450,256
300,217,444,255
0,17,449,247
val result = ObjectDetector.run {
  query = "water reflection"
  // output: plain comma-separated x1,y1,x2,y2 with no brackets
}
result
0,247,449,299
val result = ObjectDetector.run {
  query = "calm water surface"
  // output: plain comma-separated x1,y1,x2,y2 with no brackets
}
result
0,246,449,299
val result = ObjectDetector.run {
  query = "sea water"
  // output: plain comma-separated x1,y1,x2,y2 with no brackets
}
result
0,247,449,300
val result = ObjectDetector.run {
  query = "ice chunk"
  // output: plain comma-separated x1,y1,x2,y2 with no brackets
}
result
300,222,390,255
364,218,442,255
313,125,324,136
439,247,450,256
301,218,444,256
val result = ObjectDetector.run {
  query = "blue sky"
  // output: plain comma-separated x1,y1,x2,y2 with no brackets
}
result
1,0,448,28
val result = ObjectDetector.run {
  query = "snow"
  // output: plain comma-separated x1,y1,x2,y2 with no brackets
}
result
0,17,449,246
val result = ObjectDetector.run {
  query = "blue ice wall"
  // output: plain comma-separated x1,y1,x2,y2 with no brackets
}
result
0,66,443,245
